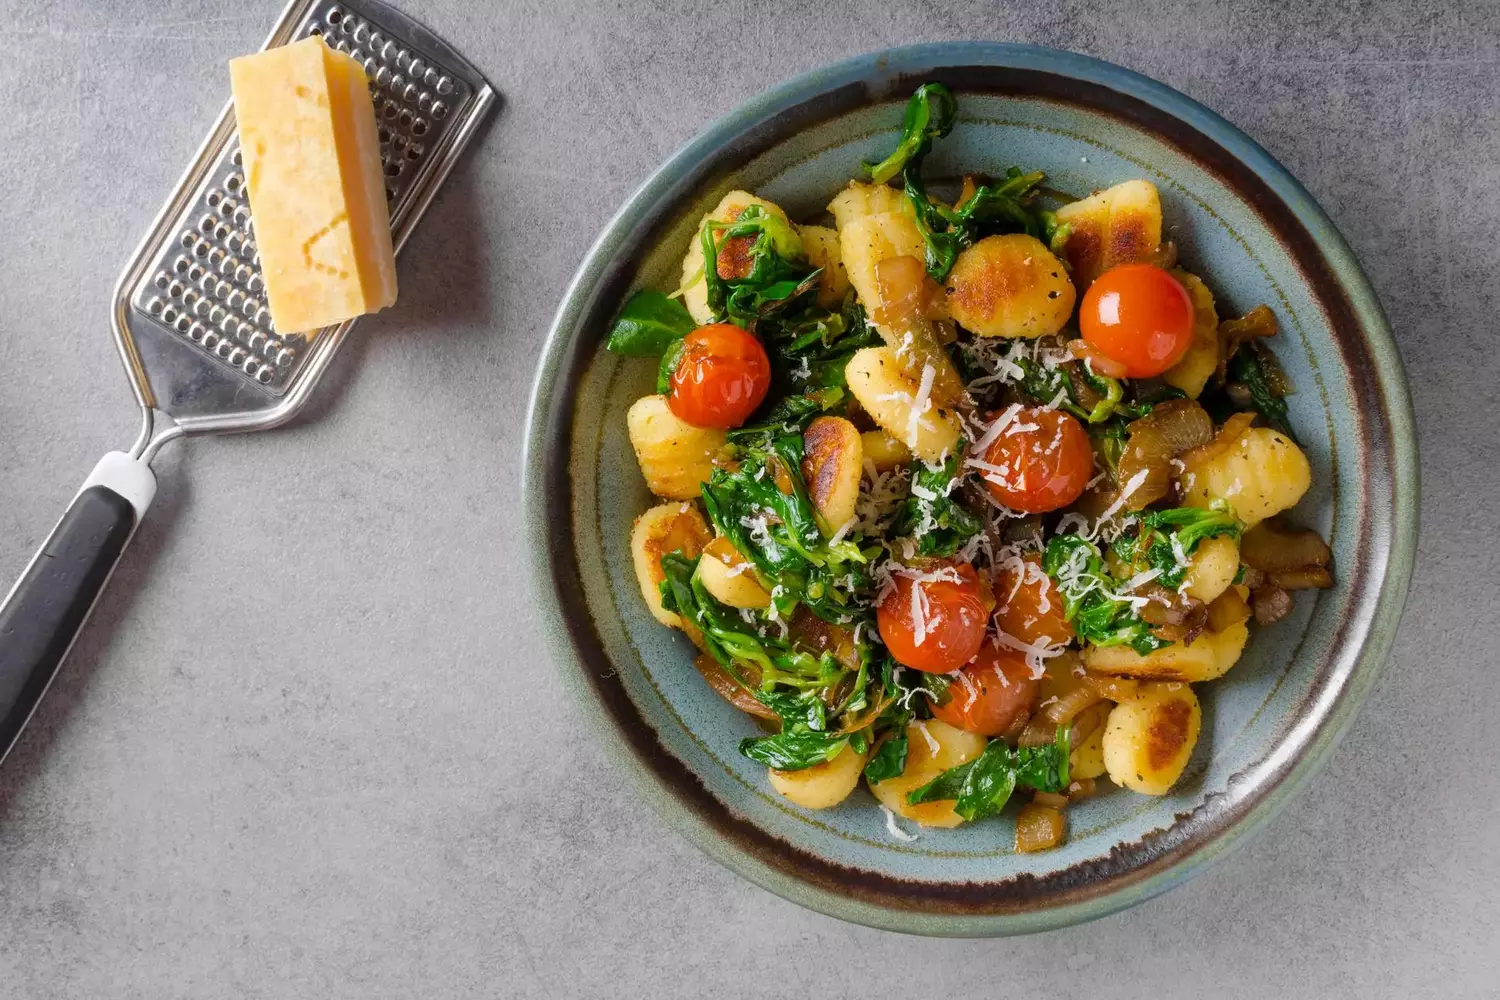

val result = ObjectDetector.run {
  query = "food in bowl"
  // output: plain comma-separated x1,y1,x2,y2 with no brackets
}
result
605,83,1333,852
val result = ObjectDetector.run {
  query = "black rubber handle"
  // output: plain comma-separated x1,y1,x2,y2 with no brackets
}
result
0,485,137,759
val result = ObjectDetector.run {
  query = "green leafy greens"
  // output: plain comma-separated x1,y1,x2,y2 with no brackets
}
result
890,451,982,557
1111,502,1243,591
700,433,869,624
865,83,1051,280
906,728,1072,821
1042,533,1168,656
1228,343,1296,441
603,290,696,357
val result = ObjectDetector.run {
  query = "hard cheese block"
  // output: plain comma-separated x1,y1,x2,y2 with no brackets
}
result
229,36,397,336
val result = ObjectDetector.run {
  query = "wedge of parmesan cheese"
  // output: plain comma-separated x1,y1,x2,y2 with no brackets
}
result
229,36,397,335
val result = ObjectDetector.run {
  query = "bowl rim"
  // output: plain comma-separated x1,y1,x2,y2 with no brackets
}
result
522,41,1419,936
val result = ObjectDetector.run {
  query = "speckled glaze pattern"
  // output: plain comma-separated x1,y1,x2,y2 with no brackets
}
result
523,43,1418,936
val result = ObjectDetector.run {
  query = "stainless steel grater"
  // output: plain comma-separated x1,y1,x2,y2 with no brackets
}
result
0,0,495,763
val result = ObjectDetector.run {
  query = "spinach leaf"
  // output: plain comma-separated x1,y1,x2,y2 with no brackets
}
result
1011,353,1131,424
604,290,696,357
760,293,882,391
658,553,843,691
906,728,1071,821
655,337,687,395
904,166,1047,281
1228,343,1296,441
739,727,849,771
727,387,846,448
865,82,958,185
1042,534,1168,656
700,206,820,327
1114,502,1243,590
700,434,870,624
891,451,982,557
864,735,909,782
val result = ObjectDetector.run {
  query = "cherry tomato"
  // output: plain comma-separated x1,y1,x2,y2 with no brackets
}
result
994,553,1073,647
980,407,1093,513
1079,264,1195,378
666,323,771,429
877,561,991,673
929,641,1040,736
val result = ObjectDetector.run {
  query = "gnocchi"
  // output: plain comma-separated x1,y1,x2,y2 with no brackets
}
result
769,744,868,810
680,191,794,325
1054,179,1165,286
1084,620,1249,682
837,212,928,327
844,347,962,463
626,394,728,500
801,416,863,533
860,429,912,472
1179,426,1312,527
1102,682,1202,796
696,536,771,609
798,224,851,309
868,720,988,828
1182,533,1241,604
944,234,1076,339
1162,270,1220,397
630,502,712,628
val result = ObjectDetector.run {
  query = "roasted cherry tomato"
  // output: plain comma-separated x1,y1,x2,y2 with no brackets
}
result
1079,263,1195,378
929,640,1040,736
876,561,991,673
666,323,771,429
994,552,1074,647
979,407,1093,513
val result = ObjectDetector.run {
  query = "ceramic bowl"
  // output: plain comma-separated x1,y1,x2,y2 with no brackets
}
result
523,43,1418,936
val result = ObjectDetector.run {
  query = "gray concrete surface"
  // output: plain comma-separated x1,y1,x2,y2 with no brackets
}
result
0,1,1495,997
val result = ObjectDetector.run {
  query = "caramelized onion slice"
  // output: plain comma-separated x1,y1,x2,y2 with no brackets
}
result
1269,567,1335,591
693,654,776,720
874,256,967,408
1180,411,1255,468
1216,304,1278,383
1207,587,1252,632
1241,519,1333,574
1118,398,1215,509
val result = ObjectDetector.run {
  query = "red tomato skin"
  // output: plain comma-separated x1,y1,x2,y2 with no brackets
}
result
928,641,1040,736
980,407,1093,514
666,324,772,429
1079,264,1195,378
876,563,989,673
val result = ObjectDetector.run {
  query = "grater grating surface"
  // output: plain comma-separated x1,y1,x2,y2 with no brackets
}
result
113,0,494,436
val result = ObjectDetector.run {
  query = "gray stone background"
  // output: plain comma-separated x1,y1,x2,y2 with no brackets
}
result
0,1,1495,997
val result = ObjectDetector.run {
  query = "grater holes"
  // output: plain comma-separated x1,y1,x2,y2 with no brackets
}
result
174,256,191,275
398,109,413,129
256,366,275,385
202,331,220,350
436,76,454,96
188,322,207,343
325,7,343,26
206,189,222,208
384,160,402,178
412,117,428,136
276,346,295,366
406,143,422,161
147,297,164,316
175,314,192,334
154,271,171,290
231,149,242,167
431,101,448,120
410,57,427,79
225,173,242,194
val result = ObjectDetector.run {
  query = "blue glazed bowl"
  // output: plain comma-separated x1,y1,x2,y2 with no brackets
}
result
523,43,1418,936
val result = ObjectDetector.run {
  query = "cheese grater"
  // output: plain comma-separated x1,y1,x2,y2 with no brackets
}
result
0,0,495,764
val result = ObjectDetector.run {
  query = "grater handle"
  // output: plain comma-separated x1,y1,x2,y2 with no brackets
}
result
0,454,156,764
